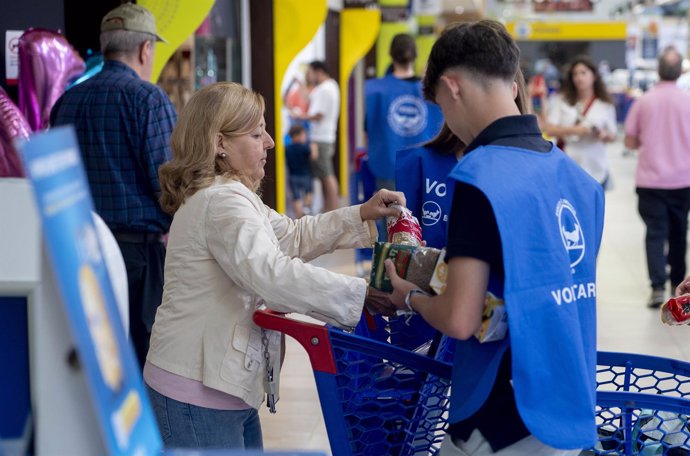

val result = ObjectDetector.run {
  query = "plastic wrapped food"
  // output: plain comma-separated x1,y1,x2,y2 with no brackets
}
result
475,292,507,343
386,204,422,246
370,242,441,293
661,295,690,326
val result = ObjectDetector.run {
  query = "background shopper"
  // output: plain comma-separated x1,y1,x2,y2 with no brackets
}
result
544,56,617,188
50,3,176,367
624,46,690,308
293,61,340,212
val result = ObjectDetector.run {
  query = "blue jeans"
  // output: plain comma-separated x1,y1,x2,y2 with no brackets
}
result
146,386,263,450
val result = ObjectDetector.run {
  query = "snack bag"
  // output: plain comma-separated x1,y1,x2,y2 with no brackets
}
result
474,292,507,343
429,249,448,295
386,204,422,246
661,295,690,326
370,242,441,293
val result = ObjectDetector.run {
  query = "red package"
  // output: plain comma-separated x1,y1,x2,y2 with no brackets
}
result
386,205,422,246
661,295,690,326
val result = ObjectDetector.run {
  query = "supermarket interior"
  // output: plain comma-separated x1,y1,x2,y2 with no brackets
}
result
3,0,690,455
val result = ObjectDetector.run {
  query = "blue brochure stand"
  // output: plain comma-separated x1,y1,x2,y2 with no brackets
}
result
19,126,162,456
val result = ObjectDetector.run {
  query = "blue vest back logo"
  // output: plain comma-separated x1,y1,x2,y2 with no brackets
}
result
556,199,585,268
422,201,442,226
387,95,427,137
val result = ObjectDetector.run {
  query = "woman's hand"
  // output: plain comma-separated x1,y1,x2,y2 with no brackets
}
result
364,287,397,316
572,124,591,137
384,259,421,310
598,129,617,143
359,189,406,221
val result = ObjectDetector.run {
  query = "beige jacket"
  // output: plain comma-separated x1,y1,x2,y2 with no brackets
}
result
147,178,374,409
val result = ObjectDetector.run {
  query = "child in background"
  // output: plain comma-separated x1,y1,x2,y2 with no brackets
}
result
285,124,316,218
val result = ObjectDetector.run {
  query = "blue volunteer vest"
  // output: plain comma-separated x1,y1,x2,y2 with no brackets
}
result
395,146,457,249
365,75,443,180
448,144,604,449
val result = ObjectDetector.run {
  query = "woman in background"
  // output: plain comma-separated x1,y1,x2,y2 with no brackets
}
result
543,56,617,188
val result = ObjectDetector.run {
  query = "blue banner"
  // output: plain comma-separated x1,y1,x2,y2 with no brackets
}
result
18,126,162,456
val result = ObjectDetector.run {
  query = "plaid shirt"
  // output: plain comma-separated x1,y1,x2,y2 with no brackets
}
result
50,60,176,234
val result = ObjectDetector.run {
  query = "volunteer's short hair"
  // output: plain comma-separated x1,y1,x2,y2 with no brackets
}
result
288,124,305,138
100,29,155,57
423,20,520,101
308,60,329,75
658,46,682,81
390,34,417,66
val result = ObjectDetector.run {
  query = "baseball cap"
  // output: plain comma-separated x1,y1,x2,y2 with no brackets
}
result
101,3,167,43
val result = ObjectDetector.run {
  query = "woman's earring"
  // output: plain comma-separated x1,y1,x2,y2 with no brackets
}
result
218,152,228,158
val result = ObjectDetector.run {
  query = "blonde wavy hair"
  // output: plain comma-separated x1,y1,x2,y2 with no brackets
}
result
159,82,265,214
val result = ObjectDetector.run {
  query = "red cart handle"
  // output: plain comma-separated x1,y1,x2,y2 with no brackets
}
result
253,309,337,374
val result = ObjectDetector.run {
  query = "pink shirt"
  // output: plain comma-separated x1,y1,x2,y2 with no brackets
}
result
625,82,690,189
144,361,251,410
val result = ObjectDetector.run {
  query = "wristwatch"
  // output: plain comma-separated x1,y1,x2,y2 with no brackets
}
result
404,289,430,313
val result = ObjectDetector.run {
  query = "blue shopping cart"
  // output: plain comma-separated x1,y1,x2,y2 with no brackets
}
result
254,310,690,456
350,149,376,276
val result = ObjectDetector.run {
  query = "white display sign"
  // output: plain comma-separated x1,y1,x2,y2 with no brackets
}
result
413,0,443,15
5,30,23,85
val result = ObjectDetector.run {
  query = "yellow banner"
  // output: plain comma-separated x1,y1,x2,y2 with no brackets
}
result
139,0,214,82
274,0,327,213
340,9,381,196
507,21,628,41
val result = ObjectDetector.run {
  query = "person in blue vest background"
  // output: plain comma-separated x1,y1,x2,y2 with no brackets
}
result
385,20,605,455
365,33,443,192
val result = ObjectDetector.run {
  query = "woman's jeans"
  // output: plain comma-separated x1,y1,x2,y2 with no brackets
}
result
147,386,263,449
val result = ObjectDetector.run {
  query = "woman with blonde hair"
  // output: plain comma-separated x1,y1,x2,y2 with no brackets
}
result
145,82,402,449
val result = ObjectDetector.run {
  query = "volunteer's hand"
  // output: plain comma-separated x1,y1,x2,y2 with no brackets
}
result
676,276,690,296
359,189,406,221
364,287,397,316
384,259,420,310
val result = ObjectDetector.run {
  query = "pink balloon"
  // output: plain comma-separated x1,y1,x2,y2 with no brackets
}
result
0,86,30,177
18,28,85,131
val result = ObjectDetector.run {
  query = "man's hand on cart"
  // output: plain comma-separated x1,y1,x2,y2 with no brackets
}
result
364,287,397,316
676,276,690,296
359,189,406,222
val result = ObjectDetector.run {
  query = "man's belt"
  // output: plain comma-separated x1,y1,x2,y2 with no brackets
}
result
112,231,163,244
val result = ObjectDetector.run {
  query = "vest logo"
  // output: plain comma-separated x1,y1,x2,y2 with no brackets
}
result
387,95,428,137
422,201,442,226
556,199,585,269
425,178,447,197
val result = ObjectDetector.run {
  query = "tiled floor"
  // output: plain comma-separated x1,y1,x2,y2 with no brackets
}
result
260,140,690,453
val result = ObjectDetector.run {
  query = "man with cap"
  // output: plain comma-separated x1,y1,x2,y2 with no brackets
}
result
51,3,176,368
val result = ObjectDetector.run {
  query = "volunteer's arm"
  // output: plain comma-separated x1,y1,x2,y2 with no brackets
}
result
385,257,488,340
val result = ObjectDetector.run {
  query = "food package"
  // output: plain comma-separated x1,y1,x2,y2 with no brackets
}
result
429,250,448,295
661,295,690,326
386,204,422,246
475,292,507,343
370,242,441,293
